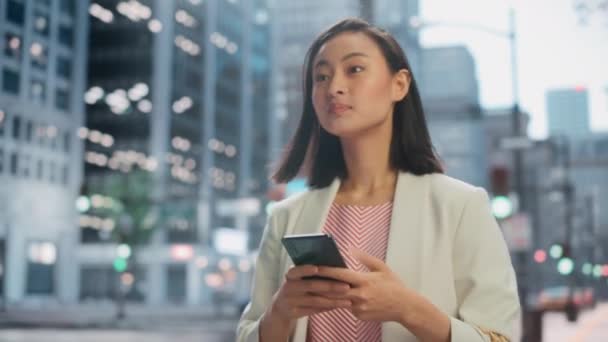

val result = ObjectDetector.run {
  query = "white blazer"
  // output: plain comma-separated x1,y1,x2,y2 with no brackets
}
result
237,172,520,342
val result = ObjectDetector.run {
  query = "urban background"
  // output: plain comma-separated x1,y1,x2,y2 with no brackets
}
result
0,0,607,341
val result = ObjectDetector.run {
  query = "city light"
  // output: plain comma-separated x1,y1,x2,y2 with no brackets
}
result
550,244,564,259
557,258,574,275
174,35,200,56
89,3,114,23
147,19,162,33
195,256,209,269
117,244,132,259
175,10,197,28
170,245,194,261
533,249,547,263
76,196,91,212
582,263,593,275
491,195,513,219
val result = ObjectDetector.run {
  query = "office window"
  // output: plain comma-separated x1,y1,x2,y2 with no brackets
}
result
12,116,21,140
30,79,46,103
30,42,48,70
55,88,70,111
62,165,69,185
56,56,72,79
22,155,30,178
33,12,50,37
10,152,18,175
63,132,70,153
7,0,25,26
26,121,34,142
60,0,76,17
0,149,4,173
2,68,20,94
49,161,56,183
0,110,5,136
26,241,56,295
59,26,73,47
37,159,44,180
4,33,22,60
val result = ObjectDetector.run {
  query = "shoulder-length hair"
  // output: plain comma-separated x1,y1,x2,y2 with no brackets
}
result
273,18,443,189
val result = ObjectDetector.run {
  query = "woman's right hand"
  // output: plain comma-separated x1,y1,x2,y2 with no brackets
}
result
260,265,352,340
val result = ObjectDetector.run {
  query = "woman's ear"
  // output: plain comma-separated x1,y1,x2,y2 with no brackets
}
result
391,69,411,102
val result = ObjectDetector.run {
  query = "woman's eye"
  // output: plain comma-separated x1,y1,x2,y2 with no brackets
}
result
349,66,364,73
315,74,329,82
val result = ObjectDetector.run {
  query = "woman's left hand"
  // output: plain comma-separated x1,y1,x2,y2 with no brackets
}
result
315,247,420,323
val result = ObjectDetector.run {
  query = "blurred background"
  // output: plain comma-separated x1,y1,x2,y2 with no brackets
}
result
0,0,606,341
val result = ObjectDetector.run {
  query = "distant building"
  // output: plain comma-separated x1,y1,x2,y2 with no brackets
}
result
546,87,590,139
0,0,88,305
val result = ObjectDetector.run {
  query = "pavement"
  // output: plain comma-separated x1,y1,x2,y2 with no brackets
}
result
0,302,241,332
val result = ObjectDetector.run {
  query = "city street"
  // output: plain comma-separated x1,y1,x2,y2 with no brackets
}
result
542,303,608,341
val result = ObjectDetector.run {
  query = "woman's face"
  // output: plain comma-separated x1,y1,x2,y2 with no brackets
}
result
311,32,409,138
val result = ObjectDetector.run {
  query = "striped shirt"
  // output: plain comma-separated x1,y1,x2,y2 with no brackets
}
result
307,201,393,342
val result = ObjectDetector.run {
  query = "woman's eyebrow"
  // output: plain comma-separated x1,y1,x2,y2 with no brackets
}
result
314,52,370,69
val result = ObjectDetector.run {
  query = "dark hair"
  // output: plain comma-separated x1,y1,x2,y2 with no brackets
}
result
273,18,443,189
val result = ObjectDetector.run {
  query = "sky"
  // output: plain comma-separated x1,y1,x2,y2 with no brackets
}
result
419,0,608,139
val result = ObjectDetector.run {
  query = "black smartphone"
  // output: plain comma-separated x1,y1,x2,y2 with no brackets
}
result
281,233,347,280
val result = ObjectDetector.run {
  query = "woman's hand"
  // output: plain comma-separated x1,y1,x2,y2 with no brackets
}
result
267,264,353,324
316,247,416,322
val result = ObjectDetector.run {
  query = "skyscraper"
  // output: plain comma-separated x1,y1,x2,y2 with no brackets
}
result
0,0,88,305
546,87,590,139
80,0,272,305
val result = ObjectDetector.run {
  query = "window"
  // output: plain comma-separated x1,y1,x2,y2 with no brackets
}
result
12,116,21,140
33,12,50,37
30,42,48,70
22,155,30,178
4,33,22,60
63,132,70,153
2,68,20,94
55,88,70,111
10,152,18,175
56,56,72,79
59,26,73,47
7,0,25,26
37,159,44,180
0,110,5,136
49,161,56,183
26,121,33,142
30,79,46,103
0,149,4,173
60,0,76,17
26,241,56,295
62,165,69,185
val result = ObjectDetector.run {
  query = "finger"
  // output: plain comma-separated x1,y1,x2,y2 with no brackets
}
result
285,265,318,280
349,247,387,272
299,279,351,294
316,266,365,286
290,295,352,310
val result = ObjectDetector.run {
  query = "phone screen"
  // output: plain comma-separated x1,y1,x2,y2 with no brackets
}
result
281,233,347,269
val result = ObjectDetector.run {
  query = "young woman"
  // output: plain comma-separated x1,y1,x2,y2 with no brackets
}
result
237,18,519,342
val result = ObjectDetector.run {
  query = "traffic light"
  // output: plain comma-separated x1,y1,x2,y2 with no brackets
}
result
490,166,513,219
553,243,574,275
113,243,131,273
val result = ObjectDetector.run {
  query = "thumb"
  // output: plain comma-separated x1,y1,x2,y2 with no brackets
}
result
349,246,386,272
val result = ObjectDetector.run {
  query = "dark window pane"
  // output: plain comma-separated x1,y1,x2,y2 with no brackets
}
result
49,161,56,183
27,262,54,295
0,110,5,136
7,0,25,26
4,33,22,60
30,79,46,103
12,116,21,139
55,88,70,111
57,56,72,79
22,155,29,177
33,12,50,36
62,165,69,185
26,121,33,142
30,42,48,70
60,0,75,17
63,132,70,152
37,159,44,179
59,26,73,47
0,149,4,173
10,152,18,175
2,68,20,94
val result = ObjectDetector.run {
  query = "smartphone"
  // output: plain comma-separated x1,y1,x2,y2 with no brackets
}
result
281,233,347,280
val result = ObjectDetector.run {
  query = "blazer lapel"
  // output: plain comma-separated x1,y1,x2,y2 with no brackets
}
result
289,178,341,342
382,172,426,341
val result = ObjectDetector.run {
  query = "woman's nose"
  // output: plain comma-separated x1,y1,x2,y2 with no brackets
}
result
328,73,347,96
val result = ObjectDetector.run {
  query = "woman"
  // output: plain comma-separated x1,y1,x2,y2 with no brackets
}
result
237,18,519,342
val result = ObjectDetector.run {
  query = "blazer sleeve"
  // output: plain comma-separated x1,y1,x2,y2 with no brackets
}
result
449,188,521,342
236,207,284,342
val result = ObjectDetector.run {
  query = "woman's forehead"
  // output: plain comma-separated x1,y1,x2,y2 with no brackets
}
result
314,32,381,64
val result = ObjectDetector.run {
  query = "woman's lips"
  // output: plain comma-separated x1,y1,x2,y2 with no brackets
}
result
328,103,352,114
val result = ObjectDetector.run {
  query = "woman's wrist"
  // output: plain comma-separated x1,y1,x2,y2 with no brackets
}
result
259,304,295,342
398,293,451,342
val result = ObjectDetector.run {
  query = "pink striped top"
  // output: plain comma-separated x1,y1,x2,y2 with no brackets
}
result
307,201,393,342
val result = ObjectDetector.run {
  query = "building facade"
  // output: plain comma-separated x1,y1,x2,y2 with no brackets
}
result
546,87,591,140
0,0,89,305
79,0,272,306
